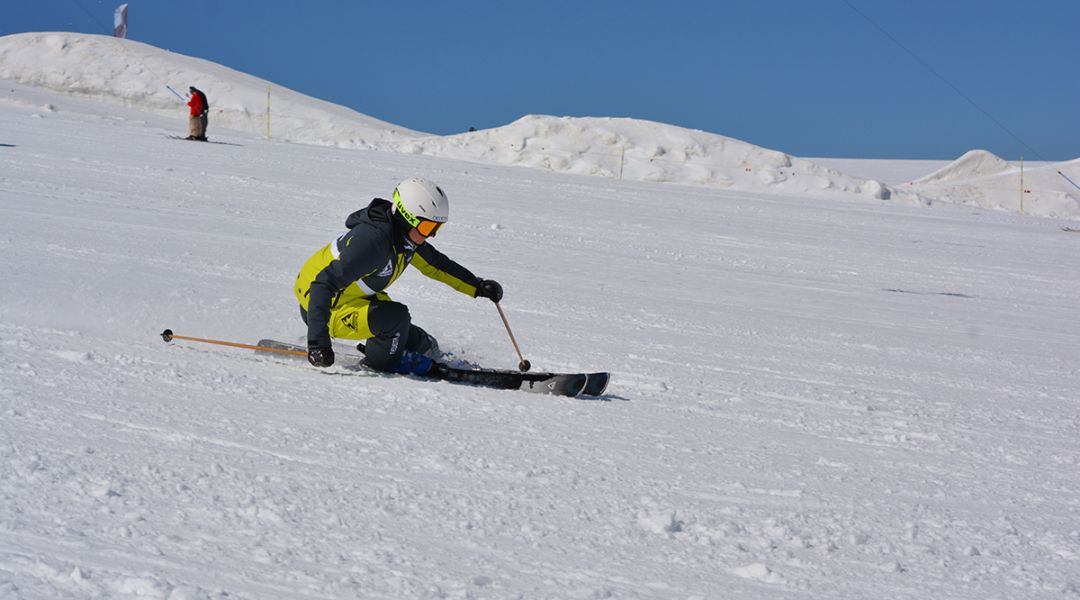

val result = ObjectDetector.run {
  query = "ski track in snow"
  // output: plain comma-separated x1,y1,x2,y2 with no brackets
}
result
2,85,1080,599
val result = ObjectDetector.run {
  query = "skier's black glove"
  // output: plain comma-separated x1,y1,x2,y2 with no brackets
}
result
308,346,334,367
476,279,503,303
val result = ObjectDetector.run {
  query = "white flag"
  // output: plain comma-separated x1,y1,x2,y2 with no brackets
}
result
113,4,129,38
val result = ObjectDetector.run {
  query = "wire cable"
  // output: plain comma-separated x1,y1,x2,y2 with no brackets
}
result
841,0,1078,192
66,0,113,34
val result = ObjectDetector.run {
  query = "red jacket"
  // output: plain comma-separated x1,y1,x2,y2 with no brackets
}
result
188,89,207,116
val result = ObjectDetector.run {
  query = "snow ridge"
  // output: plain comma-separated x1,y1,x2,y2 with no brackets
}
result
0,32,422,147
902,149,1080,219
909,149,1013,185
0,31,893,202
4,30,1079,218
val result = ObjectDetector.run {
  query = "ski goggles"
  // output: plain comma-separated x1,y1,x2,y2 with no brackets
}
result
414,218,444,237
393,190,445,237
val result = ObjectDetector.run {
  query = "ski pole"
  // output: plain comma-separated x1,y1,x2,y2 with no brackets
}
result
494,303,531,372
165,84,186,102
160,329,306,358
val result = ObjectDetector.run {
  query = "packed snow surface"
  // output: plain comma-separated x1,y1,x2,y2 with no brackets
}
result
2,33,1080,600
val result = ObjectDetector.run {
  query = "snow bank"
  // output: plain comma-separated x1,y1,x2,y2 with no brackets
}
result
0,32,421,147
0,31,893,202
2,30,1077,218
909,149,1013,185
903,149,1080,219
396,115,897,200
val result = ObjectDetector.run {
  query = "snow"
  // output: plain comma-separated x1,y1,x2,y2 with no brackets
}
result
902,150,1080,219
805,158,953,185
0,32,422,148
3,32,1080,599
387,114,899,202
910,150,1016,185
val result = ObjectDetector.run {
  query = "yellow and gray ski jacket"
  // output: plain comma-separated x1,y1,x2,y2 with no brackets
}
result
296,198,482,348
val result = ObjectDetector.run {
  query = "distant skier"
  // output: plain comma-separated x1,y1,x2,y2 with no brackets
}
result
186,86,209,141
295,177,504,374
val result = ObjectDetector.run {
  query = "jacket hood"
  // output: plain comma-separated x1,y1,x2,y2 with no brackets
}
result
345,198,391,229
345,198,410,251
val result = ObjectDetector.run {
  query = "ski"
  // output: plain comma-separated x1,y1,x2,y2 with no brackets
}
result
165,134,242,146
256,339,608,398
584,371,610,396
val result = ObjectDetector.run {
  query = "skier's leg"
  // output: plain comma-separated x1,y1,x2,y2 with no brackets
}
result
405,324,439,359
304,291,433,375
362,301,408,371
362,301,437,374
325,302,376,342
362,302,435,375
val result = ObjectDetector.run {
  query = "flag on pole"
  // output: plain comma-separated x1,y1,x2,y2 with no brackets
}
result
113,4,129,38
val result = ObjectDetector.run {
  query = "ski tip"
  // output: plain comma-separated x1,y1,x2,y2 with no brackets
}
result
519,373,587,397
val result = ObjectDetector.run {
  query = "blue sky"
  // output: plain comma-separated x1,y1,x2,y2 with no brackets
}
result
3,0,1077,160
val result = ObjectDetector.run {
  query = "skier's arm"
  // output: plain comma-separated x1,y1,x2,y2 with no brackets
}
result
412,244,482,297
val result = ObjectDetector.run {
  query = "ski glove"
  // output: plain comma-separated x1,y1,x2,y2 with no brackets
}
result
476,279,503,303
308,346,334,367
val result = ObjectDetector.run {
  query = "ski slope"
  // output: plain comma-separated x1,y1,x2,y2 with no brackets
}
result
3,44,1080,600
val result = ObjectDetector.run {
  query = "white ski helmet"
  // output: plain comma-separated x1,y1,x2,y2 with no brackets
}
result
392,177,449,236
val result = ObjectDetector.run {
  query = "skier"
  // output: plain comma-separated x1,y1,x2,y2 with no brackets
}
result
295,177,503,375
186,86,209,141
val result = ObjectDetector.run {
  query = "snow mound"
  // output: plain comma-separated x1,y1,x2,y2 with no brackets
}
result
395,115,895,200
904,150,1080,219
909,149,1012,185
0,32,421,147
